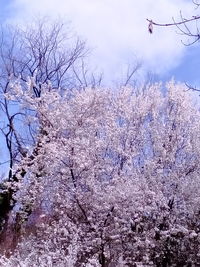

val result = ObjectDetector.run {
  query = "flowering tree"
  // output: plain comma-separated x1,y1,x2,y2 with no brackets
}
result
0,79,200,266
0,18,105,236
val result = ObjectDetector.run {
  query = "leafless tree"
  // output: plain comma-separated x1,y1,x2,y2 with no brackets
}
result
122,62,142,87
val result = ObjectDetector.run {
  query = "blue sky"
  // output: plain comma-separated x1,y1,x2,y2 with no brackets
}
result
0,0,198,87
162,45,200,87
0,0,13,22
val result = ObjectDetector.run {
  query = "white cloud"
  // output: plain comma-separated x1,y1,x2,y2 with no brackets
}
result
9,0,196,82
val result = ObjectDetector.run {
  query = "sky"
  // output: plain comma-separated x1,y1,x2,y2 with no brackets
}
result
0,0,199,86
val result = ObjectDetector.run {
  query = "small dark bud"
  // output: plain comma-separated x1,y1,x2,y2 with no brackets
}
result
148,21,153,34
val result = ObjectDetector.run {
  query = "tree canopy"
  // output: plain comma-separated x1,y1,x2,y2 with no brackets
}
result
0,79,200,266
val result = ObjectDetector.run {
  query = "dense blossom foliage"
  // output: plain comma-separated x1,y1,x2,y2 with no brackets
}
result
1,81,200,266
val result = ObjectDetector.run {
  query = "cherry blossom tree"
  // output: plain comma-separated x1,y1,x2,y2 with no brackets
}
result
0,79,200,266
0,17,104,236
